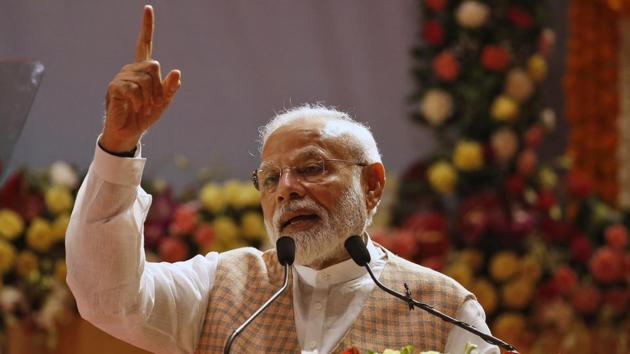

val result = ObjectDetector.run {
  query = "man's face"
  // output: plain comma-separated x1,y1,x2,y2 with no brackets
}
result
259,120,369,268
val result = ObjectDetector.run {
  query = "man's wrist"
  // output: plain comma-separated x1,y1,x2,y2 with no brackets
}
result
97,139,137,158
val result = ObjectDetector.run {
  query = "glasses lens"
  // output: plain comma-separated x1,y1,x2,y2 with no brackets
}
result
258,166,280,192
295,159,326,183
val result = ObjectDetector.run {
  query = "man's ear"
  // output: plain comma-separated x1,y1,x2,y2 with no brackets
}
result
362,162,386,211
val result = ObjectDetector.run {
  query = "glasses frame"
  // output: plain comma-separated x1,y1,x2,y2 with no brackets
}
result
251,158,369,192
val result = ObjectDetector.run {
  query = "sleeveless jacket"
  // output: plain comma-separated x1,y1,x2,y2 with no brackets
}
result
194,246,474,354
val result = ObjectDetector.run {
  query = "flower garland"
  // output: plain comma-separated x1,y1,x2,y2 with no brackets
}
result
618,17,630,208
564,0,619,205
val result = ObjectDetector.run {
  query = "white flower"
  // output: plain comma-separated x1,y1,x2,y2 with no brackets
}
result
505,69,534,103
540,108,556,131
0,286,24,313
49,161,78,189
420,89,453,126
35,285,70,330
456,1,490,29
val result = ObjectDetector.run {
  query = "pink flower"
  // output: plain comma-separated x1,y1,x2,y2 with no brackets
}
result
389,229,418,260
147,189,176,224
507,6,533,29
433,51,460,81
159,237,190,263
144,221,167,249
590,247,624,283
169,204,199,236
571,285,601,314
604,224,629,250
481,45,510,71
423,20,444,45
194,223,215,247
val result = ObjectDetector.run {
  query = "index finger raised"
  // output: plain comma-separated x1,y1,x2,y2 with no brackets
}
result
135,5,154,62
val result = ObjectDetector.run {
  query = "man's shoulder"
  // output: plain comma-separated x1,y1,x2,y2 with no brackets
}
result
383,247,473,298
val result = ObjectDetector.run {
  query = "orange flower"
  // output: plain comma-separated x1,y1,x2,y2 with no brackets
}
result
433,51,460,81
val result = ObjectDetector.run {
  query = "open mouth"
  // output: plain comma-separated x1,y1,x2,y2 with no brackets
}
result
280,214,321,231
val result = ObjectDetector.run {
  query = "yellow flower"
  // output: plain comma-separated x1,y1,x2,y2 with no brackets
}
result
238,183,261,208
471,278,498,315
16,251,39,277
427,161,457,194
26,217,54,252
527,54,547,82
538,167,558,190
443,261,473,289
502,278,534,309
519,255,542,283
213,217,239,245
489,251,520,282
458,248,484,272
200,182,225,213
453,140,484,171
222,180,243,208
491,95,519,122
492,313,526,345
383,350,401,354
45,185,74,214
0,209,25,240
55,259,67,284
0,239,17,273
51,213,70,241
240,212,266,240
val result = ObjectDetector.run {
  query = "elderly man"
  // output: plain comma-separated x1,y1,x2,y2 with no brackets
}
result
66,5,499,354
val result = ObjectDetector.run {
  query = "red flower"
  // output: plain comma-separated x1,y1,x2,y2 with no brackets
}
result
505,175,525,198
604,224,629,250
553,265,578,294
517,149,537,177
604,288,629,313
572,285,601,314
433,51,460,81
590,247,624,283
524,124,544,149
341,347,360,354
570,236,593,264
507,7,533,29
159,237,190,262
403,212,449,258
194,223,216,247
425,0,447,12
536,279,561,302
537,190,556,212
481,45,510,71
169,203,199,236
566,169,592,199
144,221,167,249
423,20,444,46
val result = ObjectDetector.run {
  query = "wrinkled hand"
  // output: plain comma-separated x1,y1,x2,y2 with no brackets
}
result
100,5,181,153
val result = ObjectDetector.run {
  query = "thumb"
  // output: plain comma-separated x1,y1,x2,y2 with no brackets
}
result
163,69,182,103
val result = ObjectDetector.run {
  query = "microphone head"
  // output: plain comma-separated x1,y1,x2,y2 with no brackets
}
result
344,235,371,266
276,236,295,266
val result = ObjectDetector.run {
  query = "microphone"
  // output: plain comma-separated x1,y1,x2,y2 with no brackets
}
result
223,236,295,354
344,235,519,354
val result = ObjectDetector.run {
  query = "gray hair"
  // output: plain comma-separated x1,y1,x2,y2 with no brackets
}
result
258,103,382,164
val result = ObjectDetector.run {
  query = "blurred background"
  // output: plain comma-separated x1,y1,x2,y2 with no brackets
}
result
1,1,629,354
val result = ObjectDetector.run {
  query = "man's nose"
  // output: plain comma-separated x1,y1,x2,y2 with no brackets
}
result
276,169,305,203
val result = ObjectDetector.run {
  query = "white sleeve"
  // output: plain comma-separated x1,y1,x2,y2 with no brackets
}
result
65,138,219,354
444,299,500,354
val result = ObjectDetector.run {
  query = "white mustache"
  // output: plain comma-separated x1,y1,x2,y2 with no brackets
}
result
272,198,326,231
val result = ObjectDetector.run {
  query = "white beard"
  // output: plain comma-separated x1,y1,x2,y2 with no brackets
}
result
265,176,368,267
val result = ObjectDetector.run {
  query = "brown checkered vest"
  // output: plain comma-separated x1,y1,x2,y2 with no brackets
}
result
194,246,474,354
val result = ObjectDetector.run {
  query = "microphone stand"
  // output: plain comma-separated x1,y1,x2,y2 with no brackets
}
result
362,265,518,353
223,264,290,354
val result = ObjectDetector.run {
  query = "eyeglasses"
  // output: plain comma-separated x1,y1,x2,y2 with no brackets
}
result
251,158,368,193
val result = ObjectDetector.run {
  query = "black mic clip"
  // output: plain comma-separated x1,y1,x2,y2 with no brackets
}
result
403,283,414,311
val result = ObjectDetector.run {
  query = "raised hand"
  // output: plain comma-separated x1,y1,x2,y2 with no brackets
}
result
100,5,181,153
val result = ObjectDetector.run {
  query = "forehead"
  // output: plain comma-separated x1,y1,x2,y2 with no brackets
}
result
261,119,349,163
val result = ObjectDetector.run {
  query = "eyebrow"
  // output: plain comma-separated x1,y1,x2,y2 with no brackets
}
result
258,148,328,170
